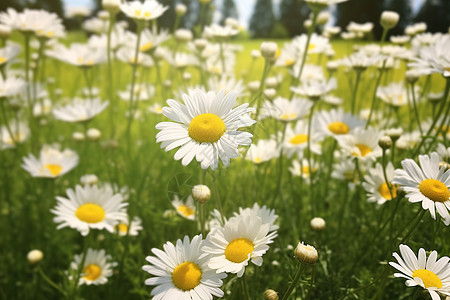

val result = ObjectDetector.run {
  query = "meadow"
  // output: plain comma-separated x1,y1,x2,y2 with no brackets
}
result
1,2,450,300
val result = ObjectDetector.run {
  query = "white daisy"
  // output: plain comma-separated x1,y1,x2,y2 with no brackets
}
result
115,216,143,237
289,159,318,181
53,98,108,123
392,152,450,225
261,97,312,122
46,42,106,68
362,162,397,205
0,76,26,98
120,0,168,21
283,120,322,158
233,203,279,232
436,143,450,162
70,248,117,286
390,244,450,300
155,89,255,170
377,82,417,107
21,145,78,178
245,139,279,164
338,127,383,161
1,121,29,150
51,184,128,236
313,108,365,140
142,234,226,300
408,34,450,77
0,43,21,67
171,195,196,221
290,78,337,101
202,213,274,277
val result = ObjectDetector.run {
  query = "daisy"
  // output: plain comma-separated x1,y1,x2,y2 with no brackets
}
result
261,97,312,122
362,162,397,205
377,82,417,107
117,84,155,102
0,76,26,98
171,195,196,221
116,46,154,66
233,203,279,232
390,244,450,300
142,234,226,300
436,143,450,162
0,43,21,67
283,120,322,158
290,78,337,101
70,248,117,285
204,24,239,39
392,152,450,225
148,102,163,115
46,43,106,68
1,121,29,150
115,216,143,237
396,131,421,150
22,145,78,178
138,27,170,53
202,213,274,277
313,108,365,140
289,159,318,181
53,98,108,123
245,139,279,164
408,34,450,78
51,184,128,236
155,89,255,170
338,127,383,161
120,0,168,21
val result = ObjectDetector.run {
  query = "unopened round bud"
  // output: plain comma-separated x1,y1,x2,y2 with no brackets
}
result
182,72,192,81
304,19,312,30
294,242,318,264
192,185,211,203
260,42,278,59
380,11,400,30
72,132,85,142
163,80,172,88
97,10,110,20
265,77,279,88
0,24,12,39
102,139,118,149
264,88,277,100
80,174,98,186
87,128,101,141
27,249,44,265
248,81,260,92
102,0,120,14
175,29,193,42
251,49,261,59
264,289,279,300
385,127,403,142
405,69,423,84
378,135,393,149
310,217,326,231
175,3,187,16
194,39,208,50
428,92,443,104
317,11,330,25
326,61,339,72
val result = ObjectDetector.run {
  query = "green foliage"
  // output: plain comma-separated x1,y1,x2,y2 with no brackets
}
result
279,0,310,37
249,0,275,38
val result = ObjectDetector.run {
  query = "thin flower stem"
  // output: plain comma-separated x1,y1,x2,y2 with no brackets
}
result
82,69,93,100
210,172,225,225
0,100,15,146
399,209,426,245
281,263,307,300
242,273,251,300
381,148,394,201
380,27,388,45
38,266,67,297
270,122,287,208
307,102,317,215
252,59,271,122
350,70,362,115
366,62,386,129
410,82,423,136
106,13,116,138
70,237,88,300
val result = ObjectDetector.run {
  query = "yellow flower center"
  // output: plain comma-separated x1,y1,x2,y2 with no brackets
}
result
45,164,63,176
135,9,141,16
254,157,262,163
302,165,316,175
353,144,372,157
117,223,128,233
328,121,350,135
289,134,308,145
144,11,151,18
83,264,102,281
172,262,202,291
412,269,443,289
0,57,5,64
140,42,153,52
75,203,105,223
280,113,296,120
225,238,254,263
308,43,316,51
188,113,226,143
285,59,295,67
177,205,195,217
419,179,450,203
378,182,397,200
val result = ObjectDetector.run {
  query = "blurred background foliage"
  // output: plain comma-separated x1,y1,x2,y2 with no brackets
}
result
1,0,450,38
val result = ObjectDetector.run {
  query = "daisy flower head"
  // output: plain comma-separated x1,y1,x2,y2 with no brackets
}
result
337,127,383,161
155,89,255,170
283,120,322,158
245,139,279,164
408,34,450,77
289,159,318,181
70,248,117,285
0,76,26,98
120,0,168,21
51,184,128,236
290,78,337,101
171,194,196,221
0,43,21,67
234,203,279,233
390,244,450,300
304,0,348,12
261,97,312,122
392,152,450,225
53,97,108,123
362,162,397,205
21,145,78,178
115,216,143,236
313,108,365,140
142,234,226,300
1,121,29,150
46,43,106,68
203,213,273,277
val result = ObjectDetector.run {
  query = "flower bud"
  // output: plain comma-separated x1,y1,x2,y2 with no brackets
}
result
317,11,330,25
380,11,400,30
80,174,99,186
194,39,208,50
378,135,392,150
251,49,261,59
264,289,279,300
260,42,278,59
263,88,277,100
310,217,326,231
87,128,101,141
385,127,403,143
174,29,193,42
27,249,44,265
102,0,120,14
175,3,187,16
248,81,260,92
72,132,85,142
192,185,211,204
0,24,12,39
294,242,318,264
97,10,110,20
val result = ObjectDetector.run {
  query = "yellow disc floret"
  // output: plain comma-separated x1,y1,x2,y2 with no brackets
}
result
188,113,226,143
172,262,202,291
76,203,106,223
45,164,63,176
225,238,254,263
419,179,450,203
177,205,195,217
289,134,308,145
412,269,443,289
354,144,372,157
83,264,102,281
378,182,397,200
328,121,350,135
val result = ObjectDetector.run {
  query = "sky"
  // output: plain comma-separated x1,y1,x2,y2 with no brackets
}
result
63,0,426,28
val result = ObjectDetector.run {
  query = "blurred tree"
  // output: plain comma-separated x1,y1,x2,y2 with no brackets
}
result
414,0,450,33
249,0,275,38
220,0,238,25
384,0,411,36
279,0,310,36
157,0,176,30
336,0,384,39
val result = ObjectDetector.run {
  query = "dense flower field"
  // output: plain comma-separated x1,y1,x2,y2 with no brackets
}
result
1,0,450,299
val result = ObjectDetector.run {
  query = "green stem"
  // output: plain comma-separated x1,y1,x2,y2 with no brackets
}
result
211,172,225,225
106,13,116,138
307,102,317,215
366,62,386,128
70,238,88,300
281,263,307,300
410,82,423,136
38,266,67,297
351,71,362,115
